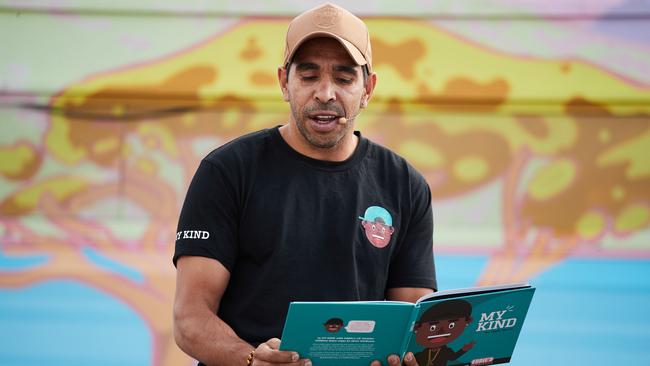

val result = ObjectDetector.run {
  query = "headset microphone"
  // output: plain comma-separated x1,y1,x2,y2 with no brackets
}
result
338,111,361,125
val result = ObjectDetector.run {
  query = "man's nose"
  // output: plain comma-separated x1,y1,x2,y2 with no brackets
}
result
314,78,336,103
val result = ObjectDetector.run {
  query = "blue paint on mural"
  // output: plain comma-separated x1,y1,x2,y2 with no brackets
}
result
1,257,648,364
0,280,151,365
0,250,48,271
82,247,145,284
428,256,650,365
435,254,488,290
516,258,650,365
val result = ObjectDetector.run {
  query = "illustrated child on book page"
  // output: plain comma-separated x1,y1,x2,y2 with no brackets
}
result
413,299,476,366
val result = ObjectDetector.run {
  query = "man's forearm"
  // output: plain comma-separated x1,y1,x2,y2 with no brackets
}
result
174,306,253,366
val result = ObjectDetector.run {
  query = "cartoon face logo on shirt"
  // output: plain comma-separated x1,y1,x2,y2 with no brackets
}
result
359,206,395,248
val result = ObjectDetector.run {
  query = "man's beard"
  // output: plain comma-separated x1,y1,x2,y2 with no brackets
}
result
291,101,349,149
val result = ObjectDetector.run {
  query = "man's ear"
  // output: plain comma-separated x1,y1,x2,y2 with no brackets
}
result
360,72,377,109
278,66,290,102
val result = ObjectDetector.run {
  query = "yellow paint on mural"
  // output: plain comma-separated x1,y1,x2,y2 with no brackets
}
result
40,17,650,251
121,141,133,158
50,20,650,109
181,114,196,127
92,136,120,155
386,111,581,157
222,108,243,129
363,20,650,111
398,140,444,169
0,144,35,176
576,211,606,240
46,120,86,163
598,128,650,179
599,128,612,143
50,23,285,103
136,157,158,176
528,159,576,201
11,177,89,212
112,104,125,117
454,155,488,183
615,205,650,233
45,18,650,171
137,123,179,156
611,185,626,201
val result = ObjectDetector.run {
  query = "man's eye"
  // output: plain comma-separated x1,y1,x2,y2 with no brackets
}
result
301,76,317,81
337,78,352,84
372,224,376,230
429,325,436,332
448,322,455,329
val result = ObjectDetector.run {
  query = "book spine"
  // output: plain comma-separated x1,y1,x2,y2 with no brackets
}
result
398,303,421,359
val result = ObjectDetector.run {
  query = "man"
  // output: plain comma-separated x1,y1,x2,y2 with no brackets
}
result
173,3,436,365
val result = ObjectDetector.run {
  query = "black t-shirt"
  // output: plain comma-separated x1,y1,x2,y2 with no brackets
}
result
174,126,436,345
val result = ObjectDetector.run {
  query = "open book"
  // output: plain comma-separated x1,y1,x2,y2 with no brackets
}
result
279,283,535,366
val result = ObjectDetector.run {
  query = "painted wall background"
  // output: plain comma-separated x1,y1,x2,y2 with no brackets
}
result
1,1,649,365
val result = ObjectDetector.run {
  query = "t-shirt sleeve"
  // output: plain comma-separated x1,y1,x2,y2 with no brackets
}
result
386,171,437,291
173,159,239,271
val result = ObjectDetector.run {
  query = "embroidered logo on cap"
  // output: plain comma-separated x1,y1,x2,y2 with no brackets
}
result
312,4,340,29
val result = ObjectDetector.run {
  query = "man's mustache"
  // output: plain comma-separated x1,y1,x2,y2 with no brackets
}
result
302,102,344,116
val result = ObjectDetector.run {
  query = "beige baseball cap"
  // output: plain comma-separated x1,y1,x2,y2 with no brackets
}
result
283,2,372,72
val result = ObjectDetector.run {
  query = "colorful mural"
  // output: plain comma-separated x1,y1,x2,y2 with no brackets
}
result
1,1,649,365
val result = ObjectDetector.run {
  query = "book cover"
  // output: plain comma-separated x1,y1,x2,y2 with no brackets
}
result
407,285,535,366
279,301,415,365
280,284,535,366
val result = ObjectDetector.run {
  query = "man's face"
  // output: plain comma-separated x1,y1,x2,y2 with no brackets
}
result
279,37,375,151
414,317,472,348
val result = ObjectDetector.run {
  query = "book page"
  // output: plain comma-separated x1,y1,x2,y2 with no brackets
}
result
416,283,530,303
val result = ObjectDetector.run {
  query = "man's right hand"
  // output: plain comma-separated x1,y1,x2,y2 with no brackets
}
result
252,338,312,366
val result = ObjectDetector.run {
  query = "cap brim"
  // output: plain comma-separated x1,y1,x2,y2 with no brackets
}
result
286,31,367,67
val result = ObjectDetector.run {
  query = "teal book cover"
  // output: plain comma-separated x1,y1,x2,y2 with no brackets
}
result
407,286,535,366
280,284,535,366
279,301,415,365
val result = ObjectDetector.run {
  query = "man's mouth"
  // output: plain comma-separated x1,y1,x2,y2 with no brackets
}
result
310,114,338,123
307,112,341,132
372,234,385,240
